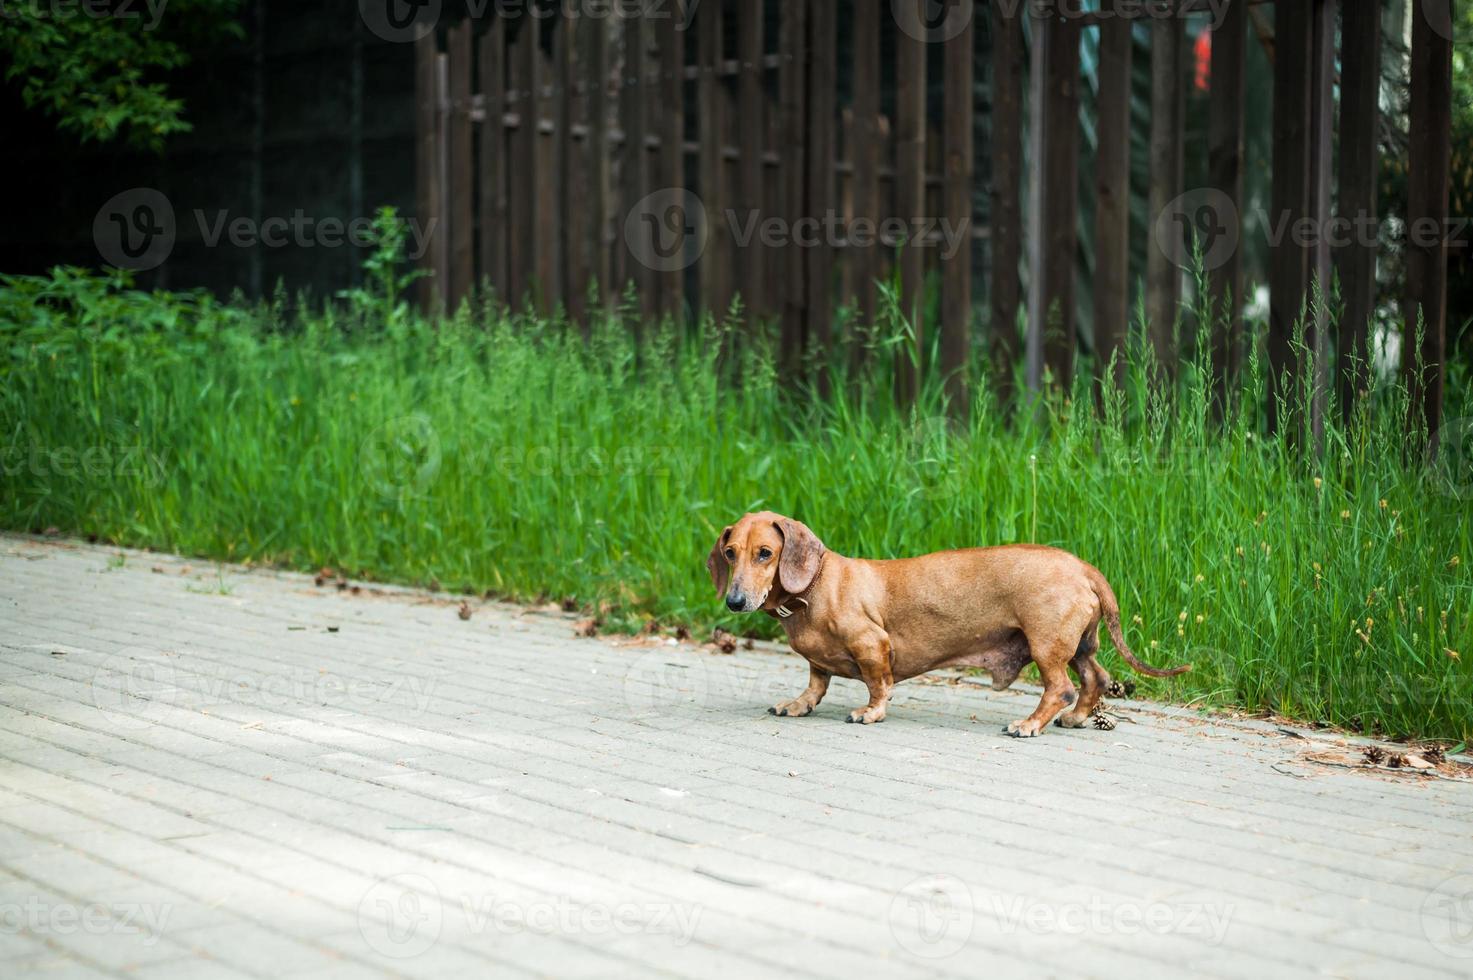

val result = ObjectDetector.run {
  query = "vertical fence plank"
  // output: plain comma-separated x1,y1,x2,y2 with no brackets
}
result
806,0,836,388
479,19,506,297
507,15,535,308
658,10,685,321
738,0,765,322
1093,14,1131,393
1024,7,1046,392
533,16,561,312
1207,0,1245,405
989,2,1022,401
698,0,731,320
940,0,973,415
1306,0,1336,450
778,0,809,376
1145,15,1182,373
1405,0,1453,442
851,0,879,355
415,31,441,311
619,13,651,319
1336,0,1380,420
447,21,474,310
562,15,590,326
587,15,611,309
893,0,925,407
1269,0,1311,430
1040,16,1079,391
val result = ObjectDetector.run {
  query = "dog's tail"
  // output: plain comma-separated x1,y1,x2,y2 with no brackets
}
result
1085,565,1191,678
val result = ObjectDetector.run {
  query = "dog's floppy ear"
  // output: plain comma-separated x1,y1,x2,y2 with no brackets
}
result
775,517,824,594
706,526,733,597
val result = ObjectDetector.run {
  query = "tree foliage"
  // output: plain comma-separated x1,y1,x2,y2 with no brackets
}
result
1,0,242,151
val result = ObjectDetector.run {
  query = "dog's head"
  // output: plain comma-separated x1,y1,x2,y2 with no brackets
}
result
706,512,825,613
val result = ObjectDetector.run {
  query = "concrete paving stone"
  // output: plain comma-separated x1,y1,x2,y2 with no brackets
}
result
4,535,1471,979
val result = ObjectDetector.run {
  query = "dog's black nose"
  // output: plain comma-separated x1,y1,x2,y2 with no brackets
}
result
725,594,745,612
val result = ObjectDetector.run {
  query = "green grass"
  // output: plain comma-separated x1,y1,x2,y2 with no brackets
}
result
2,265,1470,743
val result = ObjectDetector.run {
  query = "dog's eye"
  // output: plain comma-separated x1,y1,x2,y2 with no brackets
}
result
724,548,736,562
757,548,772,561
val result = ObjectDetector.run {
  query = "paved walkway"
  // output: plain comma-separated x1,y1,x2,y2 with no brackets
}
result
1,535,1471,979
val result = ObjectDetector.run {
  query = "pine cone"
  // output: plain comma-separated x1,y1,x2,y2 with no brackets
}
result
1387,752,1407,769
1104,679,1136,699
1091,704,1117,731
1423,745,1446,765
1362,745,1386,766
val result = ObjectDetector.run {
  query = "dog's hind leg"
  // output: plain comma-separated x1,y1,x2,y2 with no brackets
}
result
1055,623,1106,728
1006,638,1077,738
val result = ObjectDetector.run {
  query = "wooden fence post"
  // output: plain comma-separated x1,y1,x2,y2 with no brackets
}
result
415,31,444,312
447,21,474,311
1145,13,1183,375
779,0,809,379
1093,13,1132,395
1306,0,1336,451
1040,15,1080,392
1269,0,1312,433
479,19,507,298
658,10,685,322
1207,0,1245,408
940,0,974,417
807,0,836,394
698,0,729,321
894,0,926,408
533,16,561,313
1336,0,1381,422
990,2,1023,403
507,15,536,309
737,0,765,323
1405,0,1453,444
851,0,879,360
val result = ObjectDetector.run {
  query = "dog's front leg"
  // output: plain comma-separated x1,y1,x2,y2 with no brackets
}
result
845,634,893,725
769,664,831,717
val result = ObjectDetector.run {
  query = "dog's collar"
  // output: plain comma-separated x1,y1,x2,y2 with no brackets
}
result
771,553,825,619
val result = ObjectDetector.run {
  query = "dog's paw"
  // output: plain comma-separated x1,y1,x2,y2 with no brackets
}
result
768,699,814,718
846,706,886,725
1004,718,1044,738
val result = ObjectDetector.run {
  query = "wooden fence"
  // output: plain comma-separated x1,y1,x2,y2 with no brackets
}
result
414,0,1455,438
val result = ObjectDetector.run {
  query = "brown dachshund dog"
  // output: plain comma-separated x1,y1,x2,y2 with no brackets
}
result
707,511,1189,736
